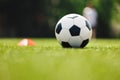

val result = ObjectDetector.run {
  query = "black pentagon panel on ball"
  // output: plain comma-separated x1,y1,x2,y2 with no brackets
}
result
61,42,72,48
56,23,62,34
80,39,89,48
69,25,81,36
85,21,91,31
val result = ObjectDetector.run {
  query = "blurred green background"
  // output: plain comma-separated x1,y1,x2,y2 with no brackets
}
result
0,0,120,38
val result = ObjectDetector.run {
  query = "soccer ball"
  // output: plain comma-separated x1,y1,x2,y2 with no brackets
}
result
55,13,92,48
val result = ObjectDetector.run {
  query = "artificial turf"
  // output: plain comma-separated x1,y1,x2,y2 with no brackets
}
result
0,38,120,80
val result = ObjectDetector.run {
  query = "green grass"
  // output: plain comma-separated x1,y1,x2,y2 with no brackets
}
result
0,38,120,80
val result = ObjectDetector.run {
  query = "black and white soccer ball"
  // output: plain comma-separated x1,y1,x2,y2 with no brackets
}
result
55,13,92,48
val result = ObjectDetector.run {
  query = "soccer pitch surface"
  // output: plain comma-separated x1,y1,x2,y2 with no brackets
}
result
0,38,120,80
